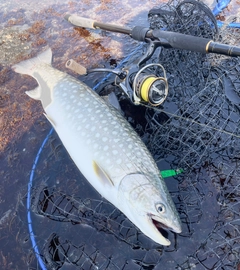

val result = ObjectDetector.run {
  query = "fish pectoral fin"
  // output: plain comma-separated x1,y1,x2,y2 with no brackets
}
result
92,161,114,186
102,92,122,113
25,87,41,100
43,113,56,128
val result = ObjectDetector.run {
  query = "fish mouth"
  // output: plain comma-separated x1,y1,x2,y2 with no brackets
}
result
150,214,182,234
146,213,171,246
147,213,181,246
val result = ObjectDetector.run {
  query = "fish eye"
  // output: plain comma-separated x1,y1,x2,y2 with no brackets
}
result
156,203,165,214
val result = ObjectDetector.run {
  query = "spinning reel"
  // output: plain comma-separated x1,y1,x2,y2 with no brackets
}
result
65,4,240,106
66,39,168,107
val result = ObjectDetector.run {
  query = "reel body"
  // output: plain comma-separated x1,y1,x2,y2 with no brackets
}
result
66,40,169,107
132,63,168,106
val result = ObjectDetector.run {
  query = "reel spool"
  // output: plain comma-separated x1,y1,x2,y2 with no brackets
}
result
133,63,168,106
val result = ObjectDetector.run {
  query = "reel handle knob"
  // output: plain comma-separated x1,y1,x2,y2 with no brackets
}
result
65,59,87,75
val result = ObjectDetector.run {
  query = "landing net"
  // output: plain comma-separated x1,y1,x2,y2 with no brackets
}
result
28,0,240,269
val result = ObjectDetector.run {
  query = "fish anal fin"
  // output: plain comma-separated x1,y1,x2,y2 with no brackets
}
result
43,113,56,128
93,161,114,186
25,87,41,100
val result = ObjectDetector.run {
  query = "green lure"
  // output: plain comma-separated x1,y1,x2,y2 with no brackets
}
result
160,168,184,178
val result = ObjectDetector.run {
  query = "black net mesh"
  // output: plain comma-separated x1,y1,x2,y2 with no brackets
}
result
28,0,240,269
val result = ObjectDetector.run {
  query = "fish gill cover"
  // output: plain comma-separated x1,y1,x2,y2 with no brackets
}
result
26,0,240,269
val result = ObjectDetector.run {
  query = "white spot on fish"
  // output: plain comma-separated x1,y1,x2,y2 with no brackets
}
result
104,146,109,151
116,159,122,165
112,150,118,155
78,114,83,118
63,93,67,97
102,137,108,142
127,163,133,169
75,109,80,113
95,133,100,138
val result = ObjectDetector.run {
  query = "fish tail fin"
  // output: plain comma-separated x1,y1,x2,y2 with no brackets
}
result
12,48,52,76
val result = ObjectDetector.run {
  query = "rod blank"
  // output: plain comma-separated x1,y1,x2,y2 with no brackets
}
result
65,14,240,57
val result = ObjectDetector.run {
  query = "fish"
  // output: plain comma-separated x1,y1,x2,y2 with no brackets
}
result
12,48,182,246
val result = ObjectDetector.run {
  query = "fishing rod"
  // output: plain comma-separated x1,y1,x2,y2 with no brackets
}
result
64,13,240,107
65,14,240,57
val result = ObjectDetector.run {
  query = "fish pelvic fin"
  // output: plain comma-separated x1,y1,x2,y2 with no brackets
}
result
25,86,41,100
92,161,114,187
12,48,52,76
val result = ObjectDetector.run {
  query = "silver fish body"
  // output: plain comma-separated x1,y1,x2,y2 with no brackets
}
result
13,48,181,246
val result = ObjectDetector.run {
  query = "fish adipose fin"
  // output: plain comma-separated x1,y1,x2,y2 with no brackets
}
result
93,161,114,186
12,48,52,76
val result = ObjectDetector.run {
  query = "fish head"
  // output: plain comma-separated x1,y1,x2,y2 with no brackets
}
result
118,173,182,246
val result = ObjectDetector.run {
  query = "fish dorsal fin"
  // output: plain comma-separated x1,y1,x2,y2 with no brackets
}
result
25,87,41,100
43,113,56,128
92,161,114,186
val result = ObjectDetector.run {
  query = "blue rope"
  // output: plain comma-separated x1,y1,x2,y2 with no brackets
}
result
212,0,231,16
217,21,240,28
214,0,240,28
27,128,53,270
